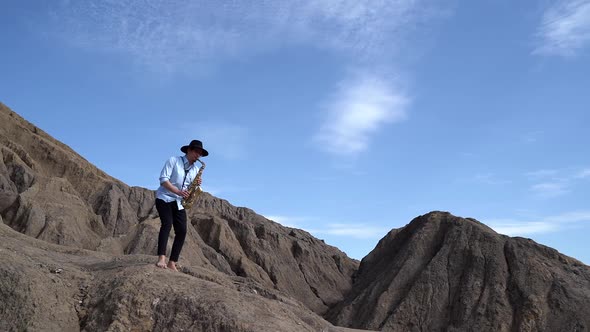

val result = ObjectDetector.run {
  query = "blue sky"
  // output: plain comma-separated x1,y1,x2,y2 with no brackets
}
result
1,0,589,263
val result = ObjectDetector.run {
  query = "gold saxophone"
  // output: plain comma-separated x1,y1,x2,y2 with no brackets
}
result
182,158,205,209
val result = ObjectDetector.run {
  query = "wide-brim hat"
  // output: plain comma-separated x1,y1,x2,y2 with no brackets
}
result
180,140,209,156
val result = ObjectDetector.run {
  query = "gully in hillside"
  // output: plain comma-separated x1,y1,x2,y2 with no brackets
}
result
154,139,209,271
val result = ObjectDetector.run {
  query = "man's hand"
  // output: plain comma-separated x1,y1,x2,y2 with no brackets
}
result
162,181,191,198
197,178,202,186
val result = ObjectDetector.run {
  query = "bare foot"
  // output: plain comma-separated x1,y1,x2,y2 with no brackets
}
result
155,256,167,269
167,261,179,272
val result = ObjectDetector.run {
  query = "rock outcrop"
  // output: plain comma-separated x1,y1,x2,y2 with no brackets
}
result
0,103,155,249
2,102,589,332
0,217,368,332
0,102,360,330
326,211,590,332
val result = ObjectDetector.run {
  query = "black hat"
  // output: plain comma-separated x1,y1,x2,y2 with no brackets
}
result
180,140,209,156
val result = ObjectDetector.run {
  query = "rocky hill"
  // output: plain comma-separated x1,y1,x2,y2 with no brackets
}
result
0,103,360,331
326,212,590,332
1,102,589,332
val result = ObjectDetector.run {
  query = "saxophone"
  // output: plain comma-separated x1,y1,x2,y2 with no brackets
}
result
181,158,205,209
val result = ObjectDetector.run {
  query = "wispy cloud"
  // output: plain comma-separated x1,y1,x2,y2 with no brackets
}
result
472,173,511,185
491,222,559,235
530,181,570,197
525,167,589,198
313,73,408,156
205,185,256,197
182,122,249,160
533,0,590,57
525,169,560,179
263,215,315,228
46,1,446,156
308,222,391,239
46,0,442,72
575,168,590,178
521,130,544,144
487,210,590,236
263,214,389,239
44,1,446,157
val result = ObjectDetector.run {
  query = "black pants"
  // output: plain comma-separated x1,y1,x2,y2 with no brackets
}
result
156,199,187,262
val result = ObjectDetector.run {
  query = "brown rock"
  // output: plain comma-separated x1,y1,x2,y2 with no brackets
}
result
0,102,362,329
4,102,588,331
327,211,590,332
0,217,370,332
2,176,105,249
191,194,358,314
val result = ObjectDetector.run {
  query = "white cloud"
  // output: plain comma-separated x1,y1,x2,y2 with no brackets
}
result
271,211,590,239
314,73,408,155
472,173,511,185
263,214,389,239
308,223,390,239
263,215,314,228
182,123,249,160
525,169,560,179
491,222,559,236
44,1,447,156
487,210,590,236
530,181,570,197
575,168,590,178
533,0,590,57
204,185,256,197
526,167,590,198
46,1,445,155
544,211,590,223
522,130,544,143
47,0,442,72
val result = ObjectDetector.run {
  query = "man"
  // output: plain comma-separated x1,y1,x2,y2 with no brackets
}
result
155,139,209,271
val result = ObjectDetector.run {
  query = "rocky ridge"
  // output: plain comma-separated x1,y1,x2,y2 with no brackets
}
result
327,212,590,332
1,102,589,332
0,103,360,331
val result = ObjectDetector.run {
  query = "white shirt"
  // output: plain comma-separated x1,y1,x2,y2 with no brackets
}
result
155,155,199,210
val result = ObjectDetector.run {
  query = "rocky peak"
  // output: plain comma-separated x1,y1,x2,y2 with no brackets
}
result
327,211,590,331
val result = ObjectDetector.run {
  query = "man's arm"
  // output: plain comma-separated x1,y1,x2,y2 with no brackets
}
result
158,157,189,198
161,180,190,198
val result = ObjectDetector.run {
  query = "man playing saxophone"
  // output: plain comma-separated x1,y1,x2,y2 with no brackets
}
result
154,139,208,271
